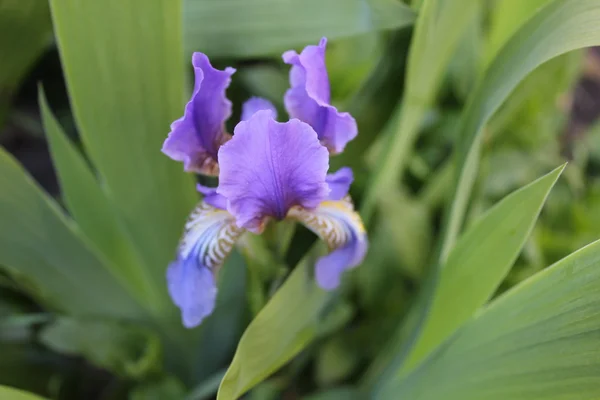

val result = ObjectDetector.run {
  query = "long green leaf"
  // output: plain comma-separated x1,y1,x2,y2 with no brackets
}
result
360,0,479,221
387,238,600,399
48,0,197,296
485,0,553,64
183,0,415,58
0,148,144,319
217,247,329,400
441,0,600,260
0,385,46,400
39,90,161,311
398,165,564,374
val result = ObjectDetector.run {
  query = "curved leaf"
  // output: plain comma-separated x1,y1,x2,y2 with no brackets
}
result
0,148,144,319
48,0,197,296
39,90,161,311
217,247,329,400
387,238,600,399
399,165,564,373
441,0,600,259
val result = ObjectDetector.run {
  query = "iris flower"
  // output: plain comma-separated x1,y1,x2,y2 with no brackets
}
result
163,38,367,328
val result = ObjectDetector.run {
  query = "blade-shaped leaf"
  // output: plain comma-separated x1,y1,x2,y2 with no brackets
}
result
441,0,600,259
183,0,415,58
39,90,161,311
387,238,600,399
0,148,144,319
0,385,47,400
48,0,197,294
399,165,564,374
217,247,329,400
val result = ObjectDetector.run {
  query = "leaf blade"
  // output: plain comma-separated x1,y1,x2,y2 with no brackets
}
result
389,238,600,399
183,0,415,58
48,0,197,293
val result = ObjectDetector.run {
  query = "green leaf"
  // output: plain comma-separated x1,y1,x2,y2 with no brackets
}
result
0,148,144,319
0,385,46,400
441,0,600,260
183,0,415,58
399,165,565,374
217,247,330,400
40,318,161,379
48,0,197,296
485,0,553,63
0,0,52,126
387,238,600,399
39,89,161,311
360,0,479,221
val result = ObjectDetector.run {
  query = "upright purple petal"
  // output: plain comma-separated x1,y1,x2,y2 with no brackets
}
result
162,53,235,175
167,202,244,328
283,38,358,154
241,97,278,121
326,167,354,201
217,110,330,233
288,197,367,290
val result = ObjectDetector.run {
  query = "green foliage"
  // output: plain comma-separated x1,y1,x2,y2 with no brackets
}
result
1,0,600,398
385,238,600,399
183,0,415,58
0,385,47,400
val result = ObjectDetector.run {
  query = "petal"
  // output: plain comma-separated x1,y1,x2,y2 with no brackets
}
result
162,53,235,175
326,167,353,201
283,38,358,154
217,110,330,233
288,197,367,290
167,202,244,328
241,97,278,121
196,184,228,210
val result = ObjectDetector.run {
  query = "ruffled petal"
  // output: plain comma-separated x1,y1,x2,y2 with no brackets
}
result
162,53,235,175
241,97,278,121
287,196,367,290
217,110,330,233
283,38,358,154
167,202,244,328
326,167,353,201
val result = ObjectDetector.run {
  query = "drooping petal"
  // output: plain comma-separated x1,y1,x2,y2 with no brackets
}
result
288,197,367,290
241,97,278,121
167,202,244,328
162,53,235,175
326,167,353,201
217,110,330,233
283,38,358,154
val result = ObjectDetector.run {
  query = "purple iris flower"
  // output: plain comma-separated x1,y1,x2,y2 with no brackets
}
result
163,39,367,328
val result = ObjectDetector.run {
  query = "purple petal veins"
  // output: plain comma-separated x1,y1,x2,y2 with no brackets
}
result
217,110,330,233
283,38,358,154
162,53,235,175
288,197,367,290
167,202,244,328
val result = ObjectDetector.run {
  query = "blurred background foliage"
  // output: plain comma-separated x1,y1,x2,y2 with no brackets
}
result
1,0,600,399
